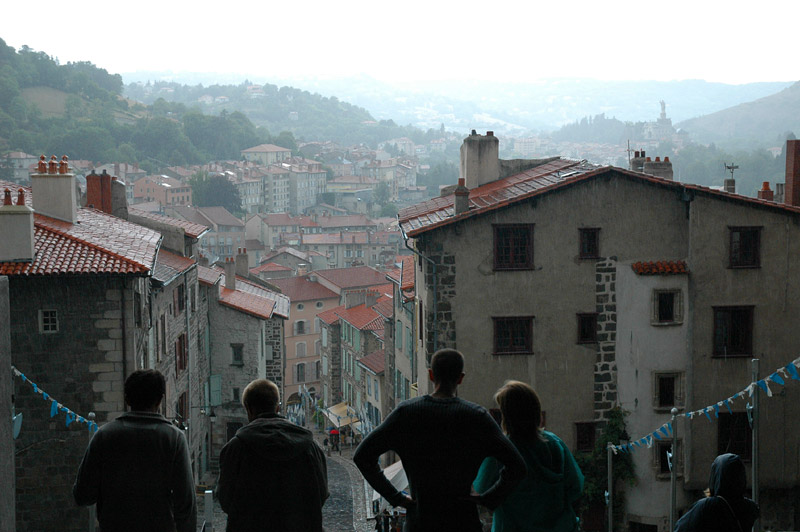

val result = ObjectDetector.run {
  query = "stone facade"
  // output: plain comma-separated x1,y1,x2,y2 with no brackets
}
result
10,275,149,532
320,320,342,406
593,258,618,422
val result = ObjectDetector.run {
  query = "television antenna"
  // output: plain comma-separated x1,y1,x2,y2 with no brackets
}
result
724,162,739,179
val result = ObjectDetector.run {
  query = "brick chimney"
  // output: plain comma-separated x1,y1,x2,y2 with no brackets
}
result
31,155,77,223
785,139,800,206
86,170,113,213
224,257,236,290
758,182,774,202
642,156,674,180
235,248,249,277
460,131,499,189
453,178,470,216
0,188,34,262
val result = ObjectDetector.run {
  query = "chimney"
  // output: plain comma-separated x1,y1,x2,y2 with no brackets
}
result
642,155,674,180
297,263,309,276
111,178,128,219
460,131,499,189
344,290,366,309
0,188,35,263
453,177,470,215
31,155,77,223
86,170,113,213
365,290,379,308
724,178,736,194
224,257,236,290
235,248,249,277
785,139,800,206
775,183,785,204
757,182,774,202
630,150,646,173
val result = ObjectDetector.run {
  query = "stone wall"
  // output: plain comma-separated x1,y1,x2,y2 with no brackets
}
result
0,277,14,532
594,258,618,423
9,275,146,532
417,237,457,361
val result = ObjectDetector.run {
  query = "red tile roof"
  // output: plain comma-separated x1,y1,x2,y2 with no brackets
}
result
226,273,291,319
129,207,210,239
197,264,222,286
399,162,800,237
250,262,292,274
219,287,276,320
372,298,394,319
358,349,385,374
386,255,415,299
631,261,689,275
317,307,341,325
269,276,339,301
315,266,388,290
153,249,195,284
242,143,292,153
315,214,375,228
0,182,160,276
301,232,370,245
335,304,382,330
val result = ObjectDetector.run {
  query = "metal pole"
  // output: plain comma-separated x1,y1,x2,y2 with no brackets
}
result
88,412,96,532
751,358,760,532
204,489,214,532
607,442,613,532
670,408,678,532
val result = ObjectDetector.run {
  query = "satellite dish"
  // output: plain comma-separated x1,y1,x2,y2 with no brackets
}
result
13,413,23,439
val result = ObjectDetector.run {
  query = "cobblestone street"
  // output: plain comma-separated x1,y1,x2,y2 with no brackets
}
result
197,436,373,532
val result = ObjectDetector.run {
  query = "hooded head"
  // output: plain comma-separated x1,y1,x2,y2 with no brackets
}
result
708,453,747,499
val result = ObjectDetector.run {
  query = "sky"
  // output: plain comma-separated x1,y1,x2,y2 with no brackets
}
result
2,0,798,85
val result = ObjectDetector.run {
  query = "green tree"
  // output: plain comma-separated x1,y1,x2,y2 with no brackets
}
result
273,130,298,153
374,182,391,205
189,171,242,214
379,202,399,217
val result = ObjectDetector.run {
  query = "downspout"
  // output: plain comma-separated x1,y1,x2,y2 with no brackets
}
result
400,223,437,359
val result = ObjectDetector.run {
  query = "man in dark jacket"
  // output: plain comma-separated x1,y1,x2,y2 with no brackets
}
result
674,453,759,532
73,369,197,532
217,379,328,531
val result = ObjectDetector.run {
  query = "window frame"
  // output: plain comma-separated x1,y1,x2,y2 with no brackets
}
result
492,316,534,355
654,440,683,479
579,228,600,259
576,313,598,344
39,309,59,334
729,226,762,269
652,371,684,410
493,224,534,271
712,306,754,357
231,343,244,366
651,289,683,325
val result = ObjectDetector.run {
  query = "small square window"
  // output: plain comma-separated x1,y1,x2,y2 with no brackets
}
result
492,317,533,355
729,227,761,268
577,313,598,343
493,224,533,270
39,309,59,333
579,228,600,259
575,422,596,452
654,440,682,478
652,290,682,325
713,306,753,357
653,372,684,409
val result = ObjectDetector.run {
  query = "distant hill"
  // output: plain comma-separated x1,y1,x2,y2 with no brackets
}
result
676,81,800,148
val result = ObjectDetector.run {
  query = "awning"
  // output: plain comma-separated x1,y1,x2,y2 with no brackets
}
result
371,460,408,502
323,402,359,428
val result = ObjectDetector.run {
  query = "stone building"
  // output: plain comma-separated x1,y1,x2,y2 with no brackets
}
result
1,163,161,532
385,256,417,408
398,132,800,531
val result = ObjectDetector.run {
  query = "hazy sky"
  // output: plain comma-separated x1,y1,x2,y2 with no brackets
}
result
2,0,797,85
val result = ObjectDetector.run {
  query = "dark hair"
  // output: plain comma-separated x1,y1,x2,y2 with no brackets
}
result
430,348,464,384
242,379,280,416
494,380,543,441
124,370,166,411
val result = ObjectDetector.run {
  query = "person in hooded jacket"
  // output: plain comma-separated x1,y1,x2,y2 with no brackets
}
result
217,379,329,531
674,453,759,532
473,381,584,532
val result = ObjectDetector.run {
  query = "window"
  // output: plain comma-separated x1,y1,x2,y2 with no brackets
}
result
174,284,185,315
577,313,598,343
316,301,324,308
297,303,305,311
729,227,761,268
718,412,752,460
175,333,188,374
713,306,754,357
653,289,682,325
655,441,679,476
493,224,533,270
134,292,142,327
395,320,403,349
296,342,307,358
231,343,244,365
159,314,166,361
579,228,600,258
315,340,321,356
176,392,187,421
575,422,596,452
190,285,196,313
232,388,240,402
322,327,328,347
653,372,684,409
295,320,306,335
39,309,58,333
492,317,533,355
315,360,321,379
295,363,306,383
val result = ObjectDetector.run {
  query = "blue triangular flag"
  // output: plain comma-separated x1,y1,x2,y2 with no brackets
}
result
769,372,785,386
724,400,733,414
77,416,85,424
786,363,800,381
50,400,58,418
633,440,641,447
756,380,769,394
42,392,48,401
21,373,27,382
714,404,720,418
653,431,662,440
687,411,693,419
32,383,38,393
704,408,713,422
667,422,673,435
65,411,75,427
659,426,670,438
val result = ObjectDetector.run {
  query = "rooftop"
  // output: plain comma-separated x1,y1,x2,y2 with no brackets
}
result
269,275,339,302
153,249,196,285
315,266,389,290
129,207,210,239
242,143,292,153
631,260,689,275
0,182,161,277
358,349,385,374
250,262,292,274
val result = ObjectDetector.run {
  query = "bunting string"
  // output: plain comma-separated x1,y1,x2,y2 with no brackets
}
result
611,356,800,454
11,366,98,434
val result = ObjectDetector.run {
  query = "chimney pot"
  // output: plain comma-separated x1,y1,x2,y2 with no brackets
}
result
655,157,661,162
634,151,640,158
48,155,58,174
642,150,646,158
471,129,477,136
37,155,47,173
487,131,494,136
3,189,11,206
16,190,25,205
646,157,651,162
762,181,771,191
664,156,670,162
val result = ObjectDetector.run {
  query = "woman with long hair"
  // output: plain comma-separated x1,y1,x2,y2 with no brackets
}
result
474,381,584,532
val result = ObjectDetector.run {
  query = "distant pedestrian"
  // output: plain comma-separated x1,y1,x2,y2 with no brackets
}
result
217,379,328,532
73,369,196,532
324,437,330,456
354,348,526,532
473,380,584,532
674,453,759,532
